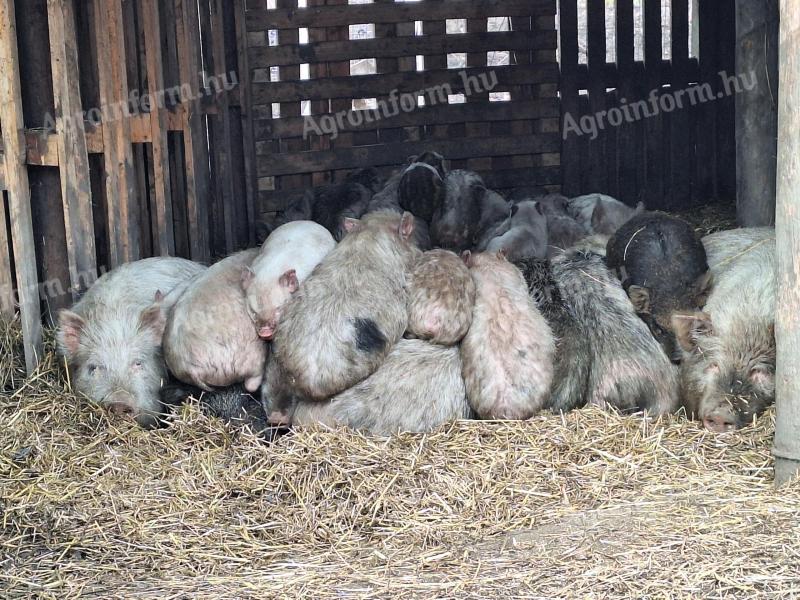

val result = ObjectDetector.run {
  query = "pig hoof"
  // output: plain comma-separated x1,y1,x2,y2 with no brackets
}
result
268,411,291,426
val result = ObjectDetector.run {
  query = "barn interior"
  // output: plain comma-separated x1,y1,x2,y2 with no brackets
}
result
1,0,798,597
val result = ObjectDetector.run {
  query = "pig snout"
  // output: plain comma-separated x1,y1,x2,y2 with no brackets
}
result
258,318,278,340
106,391,138,417
702,410,737,433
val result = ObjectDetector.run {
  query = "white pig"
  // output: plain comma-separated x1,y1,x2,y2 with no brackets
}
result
241,221,336,340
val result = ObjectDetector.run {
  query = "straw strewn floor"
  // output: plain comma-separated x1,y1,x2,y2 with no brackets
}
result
1,318,798,599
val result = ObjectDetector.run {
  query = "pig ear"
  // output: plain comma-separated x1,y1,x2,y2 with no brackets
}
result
461,250,473,267
57,310,86,359
399,212,415,241
342,217,361,234
138,305,167,343
692,271,713,307
671,311,713,353
279,269,299,293
591,201,607,230
628,285,651,314
635,201,645,214
496,248,508,261
154,289,165,303
535,201,544,216
510,203,520,218
241,266,255,290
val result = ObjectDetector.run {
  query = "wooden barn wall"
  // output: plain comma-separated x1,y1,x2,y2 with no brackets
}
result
0,0,251,373
559,0,736,211
244,0,562,222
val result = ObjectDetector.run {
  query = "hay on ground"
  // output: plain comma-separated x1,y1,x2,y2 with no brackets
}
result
1,320,798,599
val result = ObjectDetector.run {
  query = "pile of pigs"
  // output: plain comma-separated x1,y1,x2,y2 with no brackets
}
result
56,151,777,439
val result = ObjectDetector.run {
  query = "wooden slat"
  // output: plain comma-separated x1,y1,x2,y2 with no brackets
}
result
643,0,664,207
559,0,580,197
586,0,608,193
94,0,139,265
616,0,639,205
48,0,97,296
257,133,561,176
256,98,560,140
0,188,13,317
248,31,558,67
669,0,693,209
251,63,559,103
211,0,235,253
234,0,256,246
175,0,211,262
141,0,175,255
0,0,44,372
246,0,556,29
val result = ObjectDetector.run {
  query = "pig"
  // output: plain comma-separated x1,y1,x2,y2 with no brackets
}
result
606,212,711,358
56,257,206,428
241,221,336,340
484,201,549,261
291,339,471,435
568,194,644,236
460,251,555,420
160,381,277,440
312,183,373,241
398,162,445,223
409,150,446,177
546,214,588,258
366,170,433,250
406,249,476,345
672,227,776,432
430,169,486,252
163,249,267,393
532,193,570,217
271,192,314,232
474,189,511,249
271,211,420,400
544,249,680,415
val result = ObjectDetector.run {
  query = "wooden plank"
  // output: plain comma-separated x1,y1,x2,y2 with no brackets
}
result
175,0,210,262
643,0,664,208
211,0,236,253
251,63,559,104
234,0,256,246
669,0,693,210
256,133,561,176
616,0,638,205
248,31,558,67
141,0,175,255
256,98,560,140
0,191,13,317
559,0,580,196
774,0,800,486
586,0,608,194
48,0,97,296
0,0,44,372
696,0,718,201
94,0,139,265
246,0,556,29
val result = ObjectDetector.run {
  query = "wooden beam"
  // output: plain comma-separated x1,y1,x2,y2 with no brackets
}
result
0,186,13,317
774,0,800,487
48,0,97,297
234,0,256,246
175,0,210,263
93,0,139,266
0,0,44,372
735,0,779,226
141,0,175,255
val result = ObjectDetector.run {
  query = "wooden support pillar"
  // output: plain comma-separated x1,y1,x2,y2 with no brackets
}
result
47,0,97,295
0,0,44,372
774,0,800,487
735,0,779,226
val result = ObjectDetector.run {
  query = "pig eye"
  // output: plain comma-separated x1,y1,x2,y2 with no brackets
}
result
87,364,103,376
132,359,144,370
749,367,771,385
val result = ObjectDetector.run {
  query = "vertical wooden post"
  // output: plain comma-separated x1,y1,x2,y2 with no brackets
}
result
233,0,256,246
735,0,779,226
141,0,176,256
47,0,97,295
93,0,139,266
0,188,14,317
0,0,44,372
175,0,211,263
774,0,800,487
559,0,580,197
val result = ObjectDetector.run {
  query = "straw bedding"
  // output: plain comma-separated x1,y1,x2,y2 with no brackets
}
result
1,317,798,599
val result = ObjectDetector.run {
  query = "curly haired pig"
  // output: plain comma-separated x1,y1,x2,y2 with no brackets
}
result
271,211,420,400
460,251,555,420
406,249,475,345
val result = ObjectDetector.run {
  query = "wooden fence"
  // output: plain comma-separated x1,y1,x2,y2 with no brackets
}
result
245,0,562,222
559,0,736,210
0,0,252,373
